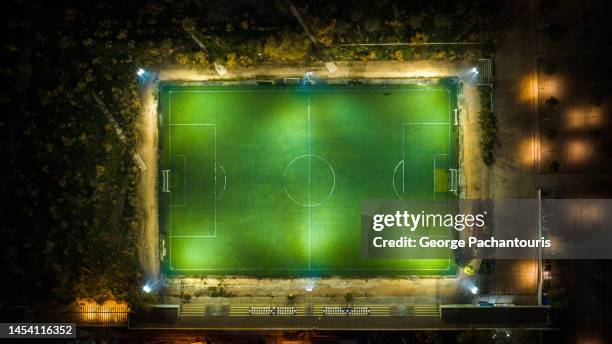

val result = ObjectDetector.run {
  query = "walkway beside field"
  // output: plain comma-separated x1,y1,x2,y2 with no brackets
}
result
136,81,160,279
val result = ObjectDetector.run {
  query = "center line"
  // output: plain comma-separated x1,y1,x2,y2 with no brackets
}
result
307,93,311,270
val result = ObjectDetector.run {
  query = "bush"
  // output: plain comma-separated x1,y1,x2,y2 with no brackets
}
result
478,87,497,165
206,281,233,297
344,292,354,304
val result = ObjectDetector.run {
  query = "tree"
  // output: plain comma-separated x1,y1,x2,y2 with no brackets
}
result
175,53,190,65
263,33,311,62
193,51,208,65
316,20,336,47
181,18,196,32
393,50,404,62
226,53,238,68
543,23,566,42
543,160,560,174
415,331,442,344
411,32,429,44
456,329,491,344
543,63,556,75
545,96,559,106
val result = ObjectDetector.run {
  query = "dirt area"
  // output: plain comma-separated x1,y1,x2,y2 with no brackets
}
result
162,276,470,306
136,82,160,279
461,82,487,199
158,60,472,81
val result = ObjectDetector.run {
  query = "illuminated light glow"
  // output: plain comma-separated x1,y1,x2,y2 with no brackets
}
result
519,74,537,102
137,68,146,77
518,138,537,167
566,108,585,129
567,140,590,162
470,286,479,295
586,108,602,126
567,107,604,129
77,299,129,325
305,278,316,292
471,67,478,74
142,284,152,293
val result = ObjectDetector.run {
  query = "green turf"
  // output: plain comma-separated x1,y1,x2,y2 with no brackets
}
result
160,80,459,276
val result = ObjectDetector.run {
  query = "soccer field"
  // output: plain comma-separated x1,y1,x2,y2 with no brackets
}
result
160,80,459,276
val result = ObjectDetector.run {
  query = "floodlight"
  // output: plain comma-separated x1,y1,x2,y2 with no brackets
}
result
137,68,146,77
470,286,479,295
142,284,152,293
471,67,479,74
305,278,316,292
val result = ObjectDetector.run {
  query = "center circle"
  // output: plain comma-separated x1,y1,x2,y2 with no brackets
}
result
283,154,335,207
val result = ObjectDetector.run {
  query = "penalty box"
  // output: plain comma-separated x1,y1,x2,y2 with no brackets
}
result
163,124,217,238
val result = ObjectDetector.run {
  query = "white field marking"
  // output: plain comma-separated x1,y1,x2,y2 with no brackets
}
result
169,155,186,208
448,93,451,176
166,267,453,271
432,153,449,200
169,92,172,268
308,93,311,270
168,131,215,236
402,111,454,269
170,123,216,126
283,77,300,84
215,161,227,201
214,124,217,237
169,235,217,238
162,169,170,192
165,88,456,272
454,108,458,125
168,88,449,94
403,122,450,125
446,88,452,267
446,86,452,267
433,154,436,200
402,122,451,202
392,160,404,199
402,124,405,200
283,154,336,208
168,90,218,270
449,169,459,194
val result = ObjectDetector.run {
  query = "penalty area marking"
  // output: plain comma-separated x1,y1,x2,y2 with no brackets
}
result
167,91,220,272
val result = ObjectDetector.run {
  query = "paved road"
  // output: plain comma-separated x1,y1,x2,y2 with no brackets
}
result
480,0,540,302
